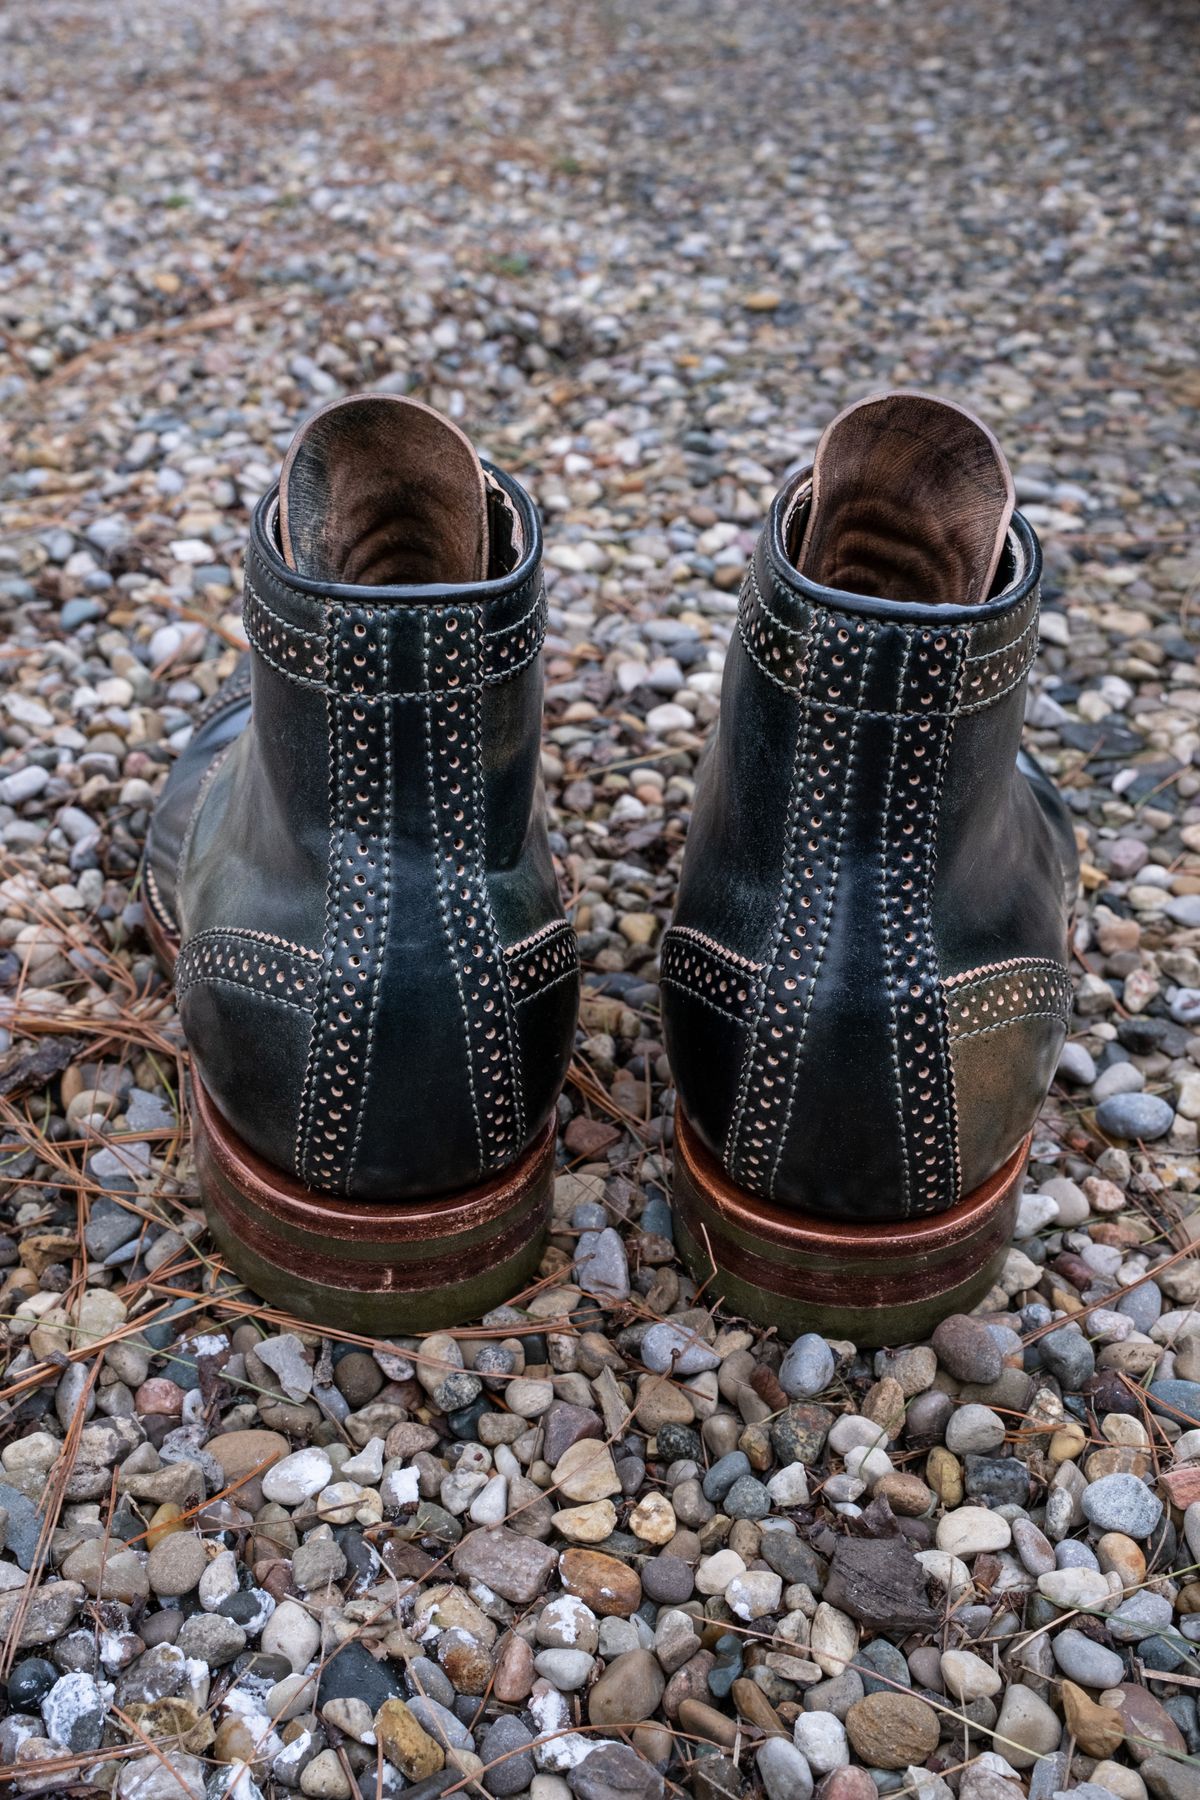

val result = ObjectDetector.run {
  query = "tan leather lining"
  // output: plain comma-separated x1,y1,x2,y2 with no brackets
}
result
795,390,1015,607
279,393,490,586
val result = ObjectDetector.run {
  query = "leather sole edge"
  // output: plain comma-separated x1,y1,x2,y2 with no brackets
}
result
144,883,552,1331
195,1076,553,1333
672,1106,1027,1347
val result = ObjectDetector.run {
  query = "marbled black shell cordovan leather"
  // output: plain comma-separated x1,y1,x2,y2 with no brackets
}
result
145,466,578,1201
661,472,1079,1223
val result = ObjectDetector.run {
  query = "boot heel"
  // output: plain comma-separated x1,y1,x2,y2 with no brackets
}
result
193,1077,553,1333
672,1107,1027,1348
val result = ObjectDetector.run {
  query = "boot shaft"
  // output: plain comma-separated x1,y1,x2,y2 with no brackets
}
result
159,441,576,1203
664,469,1076,1219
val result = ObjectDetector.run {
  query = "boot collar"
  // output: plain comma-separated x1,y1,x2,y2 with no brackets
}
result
239,463,545,697
766,468,1041,630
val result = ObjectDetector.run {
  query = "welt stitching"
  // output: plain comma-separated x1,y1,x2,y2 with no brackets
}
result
724,613,816,1176
769,631,874,1200
425,612,485,1170
878,635,912,1219
347,617,392,1185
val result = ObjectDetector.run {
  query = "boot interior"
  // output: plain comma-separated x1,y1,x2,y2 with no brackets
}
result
787,391,1016,608
276,393,524,588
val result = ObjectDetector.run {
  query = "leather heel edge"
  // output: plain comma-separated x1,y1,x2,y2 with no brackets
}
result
672,1105,1026,1347
194,1076,552,1332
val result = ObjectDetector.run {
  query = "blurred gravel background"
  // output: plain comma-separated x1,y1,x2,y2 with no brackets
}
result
1,2,1200,1798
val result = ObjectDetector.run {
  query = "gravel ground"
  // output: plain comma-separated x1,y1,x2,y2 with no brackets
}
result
1,1,1200,1797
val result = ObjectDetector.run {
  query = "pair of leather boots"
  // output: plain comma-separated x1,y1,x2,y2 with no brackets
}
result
144,390,1078,1346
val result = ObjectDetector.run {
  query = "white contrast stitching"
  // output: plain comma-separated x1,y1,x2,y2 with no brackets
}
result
768,633,874,1199
724,609,816,1175
348,615,392,1185
513,965,581,1006
925,643,967,1203
659,976,754,1025
953,1010,1072,1043
878,635,912,1218
174,742,234,903
466,606,527,1151
665,925,765,974
183,925,321,962
175,975,315,1017
294,626,337,1181
945,955,1069,989
506,918,576,958
425,611,485,1169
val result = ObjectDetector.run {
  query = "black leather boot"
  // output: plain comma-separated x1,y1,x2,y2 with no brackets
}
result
662,392,1078,1344
144,395,578,1329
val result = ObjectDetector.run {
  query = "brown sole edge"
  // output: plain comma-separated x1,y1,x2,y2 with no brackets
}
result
672,1107,1027,1347
195,1077,553,1333
144,887,551,1331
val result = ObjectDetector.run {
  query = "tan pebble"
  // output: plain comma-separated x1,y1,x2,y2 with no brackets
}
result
214,1716,262,1766
551,1440,621,1503
1096,1532,1145,1588
1101,1414,1150,1448
374,1699,444,1779
559,1547,642,1616
629,1492,677,1544
1061,1681,1125,1759
1049,1421,1087,1462
552,1500,617,1543
1090,1762,1147,1800
145,1502,185,1549
874,1472,935,1517
845,1693,939,1770
1085,1446,1150,1481
925,1445,963,1506
861,1377,906,1438
677,1696,739,1747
